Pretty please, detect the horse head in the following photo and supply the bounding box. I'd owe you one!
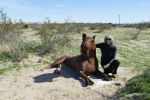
[81,34,96,57]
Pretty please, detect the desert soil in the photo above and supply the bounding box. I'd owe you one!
[0,63,139,100]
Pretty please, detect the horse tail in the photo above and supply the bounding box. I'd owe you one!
[46,56,69,69]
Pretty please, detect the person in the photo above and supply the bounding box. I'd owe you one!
[96,35,120,77]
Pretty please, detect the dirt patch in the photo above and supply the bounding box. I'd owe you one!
[0,66,139,100]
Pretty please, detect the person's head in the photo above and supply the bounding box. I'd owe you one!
[104,35,113,45]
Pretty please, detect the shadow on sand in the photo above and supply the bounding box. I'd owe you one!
[33,64,87,86]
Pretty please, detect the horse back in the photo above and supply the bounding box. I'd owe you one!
[64,55,86,71]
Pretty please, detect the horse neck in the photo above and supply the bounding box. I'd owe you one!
[84,49,96,65]
[88,49,96,58]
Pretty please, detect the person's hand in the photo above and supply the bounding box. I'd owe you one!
[104,64,110,69]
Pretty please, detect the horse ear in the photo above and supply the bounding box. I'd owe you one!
[82,34,86,39]
[93,35,96,39]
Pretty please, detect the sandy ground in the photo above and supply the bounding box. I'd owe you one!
[0,64,138,100]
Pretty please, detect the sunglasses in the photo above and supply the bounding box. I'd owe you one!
[106,39,111,40]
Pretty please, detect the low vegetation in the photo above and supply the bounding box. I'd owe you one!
[119,67,150,99]
[0,9,25,62]
[37,19,71,55]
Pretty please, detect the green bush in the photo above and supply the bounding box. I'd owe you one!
[38,19,71,55]
[0,63,21,75]
[0,8,24,62]
[0,52,11,61]
[120,68,150,100]
[89,23,111,32]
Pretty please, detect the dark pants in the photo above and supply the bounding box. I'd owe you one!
[101,59,120,75]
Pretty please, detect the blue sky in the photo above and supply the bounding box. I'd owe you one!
[0,0,150,23]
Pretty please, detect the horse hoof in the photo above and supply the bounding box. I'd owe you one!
[54,70,61,74]
[84,81,94,86]
[89,81,94,85]
[83,83,88,87]
[102,77,111,81]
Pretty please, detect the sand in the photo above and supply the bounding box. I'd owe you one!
[0,65,138,100]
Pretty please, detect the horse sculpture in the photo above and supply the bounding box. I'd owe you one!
[47,34,110,86]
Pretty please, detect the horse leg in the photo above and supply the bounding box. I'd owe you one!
[95,69,112,81]
[46,56,68,74]
[94,57,112,81]
[51,56,68,67]
[54,64,61,74]
[79,71,94,86]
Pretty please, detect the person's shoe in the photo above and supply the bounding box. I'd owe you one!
[102,74,112,81]
[112,74,118,78]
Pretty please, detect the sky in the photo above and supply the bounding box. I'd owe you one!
[0,0,150,23]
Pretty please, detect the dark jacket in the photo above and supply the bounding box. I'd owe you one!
[96,43,116,66]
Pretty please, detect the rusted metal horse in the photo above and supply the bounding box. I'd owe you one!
[47,34,110,86]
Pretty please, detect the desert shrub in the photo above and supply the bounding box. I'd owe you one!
[52,23,85,34]
[23,40,42,54]
[134,23,150,29]
[29,23,42,30]
[0,52,11,61]
[0,8,24,62]
[89,25,96,30]
[120,67,150,99]
[131,29,141,40]
[61,23,85,33]
[73,23,85,33]
[0,63,21,75]
[89,23,112,32]
[38,19,71,55]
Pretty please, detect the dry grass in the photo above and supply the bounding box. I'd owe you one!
[0,9,25,62]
